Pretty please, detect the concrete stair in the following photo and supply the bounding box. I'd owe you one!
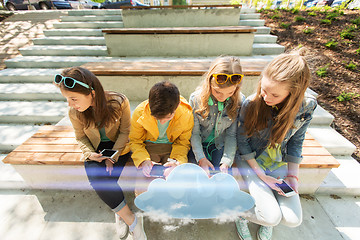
[0,9,358,198]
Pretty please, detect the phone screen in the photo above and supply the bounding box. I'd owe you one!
[276,181,294,194]
[150,165,166,177]
[101,149,117,157]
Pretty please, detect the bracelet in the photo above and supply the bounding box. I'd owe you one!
[286,175,299,181]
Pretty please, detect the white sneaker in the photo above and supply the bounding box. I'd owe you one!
[115,213,129,239]
[131,215,147,240]
[235,217,252,240]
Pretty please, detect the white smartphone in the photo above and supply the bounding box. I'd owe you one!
[100,149,118,160]
[276,180,296,197]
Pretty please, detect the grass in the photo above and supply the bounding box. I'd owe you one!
[303,28,314,34]
[337,92,360,102]
[325,40,338,49]
[345,61,357,70]
[295,16,306,22]
[316,64,330,77]
[320,19,332,25]
[280,22,291,29]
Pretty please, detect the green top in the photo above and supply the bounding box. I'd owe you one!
[256,143,287,171]
[99,127,111,142]
[147,120,171,144]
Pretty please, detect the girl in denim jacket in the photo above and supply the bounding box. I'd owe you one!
[235,51,317,240]
[188,56,244,176]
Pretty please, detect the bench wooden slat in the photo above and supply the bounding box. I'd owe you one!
[81,61,268,76]
[3,126,339,168]
[102,26,257,34]
[3,152,82,165]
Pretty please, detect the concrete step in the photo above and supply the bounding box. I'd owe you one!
[67,9,122,16]
[0,83,64,101]
[0,101,67,124]
[310,104,334,126]
[240,13,260,20]
[240,7,256,14]
[0,154,28,189]
[4,55,278,69]
[307,126,356,156]
[253,34,277,43]
[0,68,60,83]
[252,43,285,55]
[44,29,103,37]
[253,26,271,35]
[0,125,41,152]
[60,15,122,22]
[311,105,334,126]
[239,19,265,27]
[317,156,360,196]
[33,37,106,46]
[20,45,107,56]
[53,21,124,29]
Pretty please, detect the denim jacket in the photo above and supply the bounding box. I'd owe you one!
[237,93,317,164]
[189,91,244,167]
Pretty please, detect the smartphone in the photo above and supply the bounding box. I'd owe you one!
[149,164,167,178]
[100,149,118,159]
[209,169,221,176]
[276,180,296,197]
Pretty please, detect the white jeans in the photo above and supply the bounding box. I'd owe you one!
[238,161,302,227]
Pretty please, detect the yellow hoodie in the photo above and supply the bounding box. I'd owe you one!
[130,96,194,168]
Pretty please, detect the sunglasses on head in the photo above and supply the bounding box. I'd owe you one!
[54,74,93,90]
[212,73,244,85]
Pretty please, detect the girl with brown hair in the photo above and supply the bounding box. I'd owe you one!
[54,67,146,240]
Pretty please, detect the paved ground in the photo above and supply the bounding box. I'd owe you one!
[0,10,360,240]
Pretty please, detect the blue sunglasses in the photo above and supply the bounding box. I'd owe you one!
[54,74,93,90]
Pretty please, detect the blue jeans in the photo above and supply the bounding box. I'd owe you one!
[84,141,129,212]
[188,143,225,170]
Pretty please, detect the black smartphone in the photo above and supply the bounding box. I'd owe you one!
[149,164,167,177]
[275,180,296,197]
[100,149,118,159]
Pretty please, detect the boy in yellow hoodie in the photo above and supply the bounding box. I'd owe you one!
[130,81,194,194]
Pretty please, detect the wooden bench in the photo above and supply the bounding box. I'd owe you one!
[2,125,339,194]
[116,4,242,9]
[80,60,268,100]
[102,26,256,57]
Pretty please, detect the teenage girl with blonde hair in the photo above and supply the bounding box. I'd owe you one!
[235,50,317,240]
[188,56,244,175]
[54,67,146,240]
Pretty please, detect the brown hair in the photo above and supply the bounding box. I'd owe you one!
[244,49,310,147]
[149,81,180,119]
[59,67,125,129]
[195,56,243,121]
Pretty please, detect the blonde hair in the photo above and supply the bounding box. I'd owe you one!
[195,56,243,121]
[244,49,310,147]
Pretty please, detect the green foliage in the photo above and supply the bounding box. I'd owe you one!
[340,26,357,40]
[345,61,357,70]
[320,19,332,25]
[308,12,317,16]
[271,14,281,19]
[281,22,291,29]
[351,17,360,26]
[303,27,314,34]
[316,64,329,77]
[230,0,242,4]
[291,8,299,14]
[356,47,360,55]
[326,12,339,21]
[325,40,338,49]
[172,0,187,5]
[295,16,306,22]
[336,92,360,102]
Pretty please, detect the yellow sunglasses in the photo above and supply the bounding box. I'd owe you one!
[212,73,244,85]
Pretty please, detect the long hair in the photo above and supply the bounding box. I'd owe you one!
[195,56,243,121]
[244,49,310,147]
[59,67,125,129]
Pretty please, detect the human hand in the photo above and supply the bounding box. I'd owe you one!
[105,159,114,175]
[140,160,153,177]
[219,163,229,174]
[199,158,215,177]
[88,152,109,162]
[163,159,179,178]
[285,176,299,193]
[259,175,283,193]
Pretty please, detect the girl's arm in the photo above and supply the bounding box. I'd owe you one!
[285,162,300,192]
[247,158,282,191]
[112,97,131,161]
[220,118,237,169]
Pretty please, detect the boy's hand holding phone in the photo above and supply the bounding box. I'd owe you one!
[163,158,179,178]
[89,152,109,162]
[140,160,153,177]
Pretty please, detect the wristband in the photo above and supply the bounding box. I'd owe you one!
[286,175,299,181]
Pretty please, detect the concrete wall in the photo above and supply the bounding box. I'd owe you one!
[122,8,241,28]
[105,33,254,57]
[98,75,260,101]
